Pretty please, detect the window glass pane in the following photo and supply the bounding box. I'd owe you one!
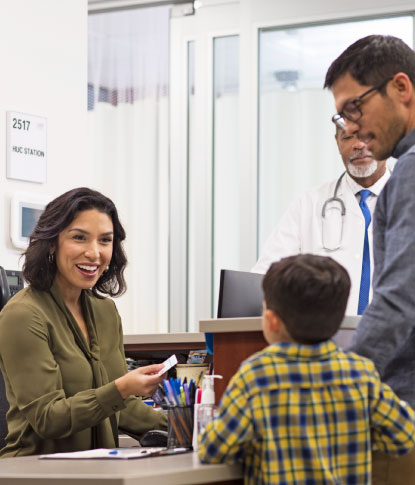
[187,40,196,330]
[213,35,240,315]
[258,16,413,251]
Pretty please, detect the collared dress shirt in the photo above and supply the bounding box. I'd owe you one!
[253,170,390,314]
[0,281,167,457]
[198,341,415,485]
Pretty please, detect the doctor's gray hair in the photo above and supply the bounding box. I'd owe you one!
[262,254,350,344]
[22,187,127,298]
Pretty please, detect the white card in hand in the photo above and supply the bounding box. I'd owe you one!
[158,354,178,375]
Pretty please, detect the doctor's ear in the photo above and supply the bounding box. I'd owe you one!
[334,133,342,152]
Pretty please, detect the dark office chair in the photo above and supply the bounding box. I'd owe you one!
[0,266,11,312]
[0,370,9,449]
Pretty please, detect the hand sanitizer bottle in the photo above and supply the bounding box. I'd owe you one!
[196,375,223,436]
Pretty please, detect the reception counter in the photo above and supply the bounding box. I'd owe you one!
[0,452,242,485]
[123,332,206,351]
[199,316,359,403]
[122,332,207,365]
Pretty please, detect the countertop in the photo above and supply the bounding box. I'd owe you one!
[199,315,360,333]
[0,452,242,485]
[123,333,205,345]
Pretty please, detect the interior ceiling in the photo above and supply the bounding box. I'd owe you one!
[88,0,185,7]
[89,0,171,3]
[88,0,193,14]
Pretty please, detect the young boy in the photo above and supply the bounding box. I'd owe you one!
[198,254,415,484]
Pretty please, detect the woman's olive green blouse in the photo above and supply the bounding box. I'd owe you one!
[0,281,167,457]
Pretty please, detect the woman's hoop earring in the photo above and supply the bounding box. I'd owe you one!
[48,253,55,264]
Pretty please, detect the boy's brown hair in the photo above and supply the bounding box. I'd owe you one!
[262,254,350,344]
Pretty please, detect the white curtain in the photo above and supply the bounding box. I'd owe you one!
[258,88,341,250]
[87,6,170,334]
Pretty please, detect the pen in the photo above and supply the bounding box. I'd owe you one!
[196,387,202,404]
[163,381,175,405]
[180,387,186,406]
[164,379,179,406]
[183,382,190,406]
[189,380,196,405]
[172,378,181,399]
[108,449,118,455]
[170,378,182,406]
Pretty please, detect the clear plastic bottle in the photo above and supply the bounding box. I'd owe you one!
[196,375,222,435]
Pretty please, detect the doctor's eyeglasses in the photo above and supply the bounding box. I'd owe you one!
[331,77,393,131]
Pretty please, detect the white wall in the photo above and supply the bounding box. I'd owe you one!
[0,0,89,272]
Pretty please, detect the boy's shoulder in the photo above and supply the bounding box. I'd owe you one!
[236,342,381,384]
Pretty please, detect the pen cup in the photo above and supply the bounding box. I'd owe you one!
[167,406,194,449]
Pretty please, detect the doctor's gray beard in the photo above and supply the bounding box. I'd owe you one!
[347,160,378,179]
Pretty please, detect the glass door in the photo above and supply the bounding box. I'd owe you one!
[169,1,241,332]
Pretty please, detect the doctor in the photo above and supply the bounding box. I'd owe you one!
[253,127,389,315]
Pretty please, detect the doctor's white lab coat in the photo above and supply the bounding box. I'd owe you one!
[253,171,390,315]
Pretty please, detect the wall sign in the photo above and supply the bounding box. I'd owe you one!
[6,111,47,183]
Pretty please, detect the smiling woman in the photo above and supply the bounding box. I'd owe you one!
[0,188,167,457]
[22,188,127,298]
[53,210,114,298]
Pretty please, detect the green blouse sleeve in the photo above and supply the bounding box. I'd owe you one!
[113,306,168,434]
[0,298,126,440]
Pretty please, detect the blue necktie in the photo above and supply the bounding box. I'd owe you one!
[358,189,372,314]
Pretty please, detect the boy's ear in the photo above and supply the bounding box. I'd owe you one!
[264,308,281,332]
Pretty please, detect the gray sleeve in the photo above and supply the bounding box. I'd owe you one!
[349,155,415,376]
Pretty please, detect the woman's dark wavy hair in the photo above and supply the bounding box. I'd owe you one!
[23,187,127,297]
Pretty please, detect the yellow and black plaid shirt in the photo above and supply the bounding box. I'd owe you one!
[198,341,415,484]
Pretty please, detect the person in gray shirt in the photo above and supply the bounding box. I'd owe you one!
[324,35,415,485]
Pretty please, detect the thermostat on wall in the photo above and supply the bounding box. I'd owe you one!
[10,192,51,249]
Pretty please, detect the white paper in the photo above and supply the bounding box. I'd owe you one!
[158,354,178,375]
[39,447,165,460]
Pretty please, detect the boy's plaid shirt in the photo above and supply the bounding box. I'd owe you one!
[198,341,415,484]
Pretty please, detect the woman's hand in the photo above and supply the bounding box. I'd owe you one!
[115,363,165,399]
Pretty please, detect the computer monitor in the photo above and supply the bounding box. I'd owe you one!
[217,269,264,318]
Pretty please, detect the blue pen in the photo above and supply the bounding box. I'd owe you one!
[170,378,181,404]
[108,449,118,455]
[163,380,173,405]
[164,379,179,406]
[173,379,183,406]
[172,379,182,406]
[163,380,176,406]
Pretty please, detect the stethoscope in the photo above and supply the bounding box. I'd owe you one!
[321,167,390,251]
[321,172,347,251]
